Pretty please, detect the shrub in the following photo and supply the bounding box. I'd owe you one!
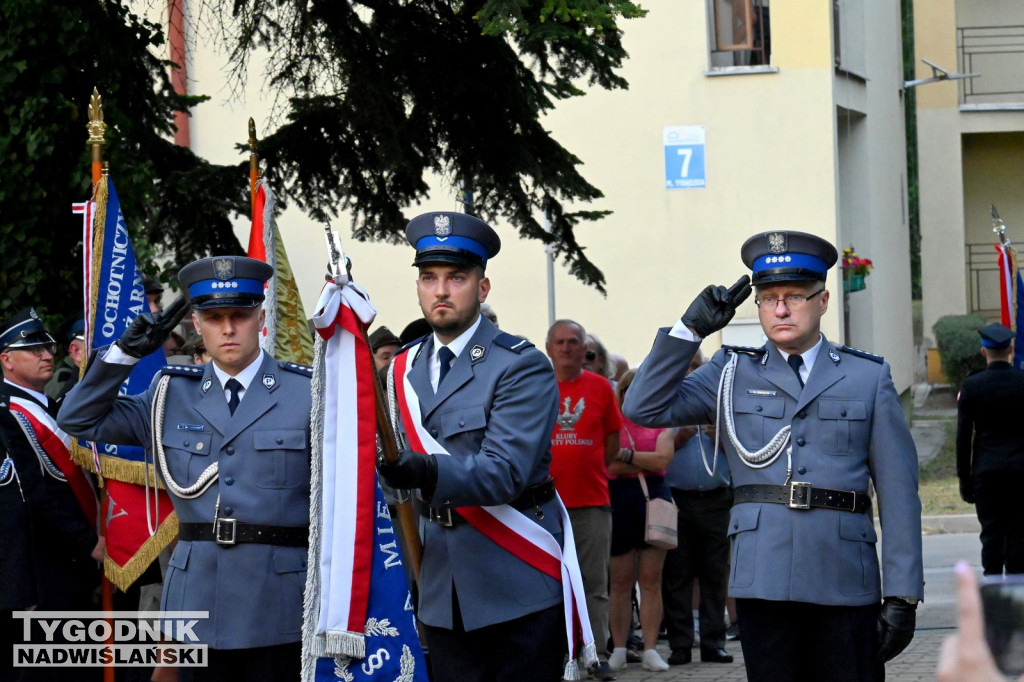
[932,314,988,390]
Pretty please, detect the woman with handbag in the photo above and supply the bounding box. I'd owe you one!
[607,369,676,672]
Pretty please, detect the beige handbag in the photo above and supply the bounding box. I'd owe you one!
[626,427,679,550]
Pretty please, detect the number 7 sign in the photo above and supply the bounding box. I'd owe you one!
[663,125,706,189]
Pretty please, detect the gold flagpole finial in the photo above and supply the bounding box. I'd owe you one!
[87,88,107,147]
[248,117,258,154]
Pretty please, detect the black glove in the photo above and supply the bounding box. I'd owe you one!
[959,480,975,504]
[116,295,189,358]
[877,597,917,663]
[378,450,438,499]
[681,275,752,338]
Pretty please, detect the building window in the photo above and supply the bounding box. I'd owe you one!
[709,0,771,69]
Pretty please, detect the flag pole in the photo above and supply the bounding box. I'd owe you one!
[249,117,260,215]
[86,87,115,682]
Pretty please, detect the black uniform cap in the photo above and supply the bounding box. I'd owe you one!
[368,326,402,352]
[979,322,1015,349]
[405,212,501,269]
[740,231,839,285]
[143,277,165,295]
[0,308,57,351]
[178,256,273,310]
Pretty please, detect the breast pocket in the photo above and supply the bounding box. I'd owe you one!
[732,395,786,446]
[253,430,309,489]
[437,405,488,442]
[160,432,214,483]
[817,400,868,454]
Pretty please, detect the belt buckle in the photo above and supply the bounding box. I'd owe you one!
[788,482,812,510]
[847,490,857,512]
[429,507,454,528]
[214,518,237,545]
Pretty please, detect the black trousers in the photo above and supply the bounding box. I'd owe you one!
[662,486,732,650]
[177,642,301,682]
[422,597,566,682]
[975,471,1024,575]
[737,599,884,682]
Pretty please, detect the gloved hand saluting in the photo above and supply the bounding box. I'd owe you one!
[681,275,752,338]
[378,450,438,499]
[116,295,190,358]
[877,597,917,663]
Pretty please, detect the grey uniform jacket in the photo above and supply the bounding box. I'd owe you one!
[58,352,312,649]
[401,317,563,631]
[622,330,924,606]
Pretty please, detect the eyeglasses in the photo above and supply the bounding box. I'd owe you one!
[755,289,826,309]
[585,351,596,361]
[4,343,57,357]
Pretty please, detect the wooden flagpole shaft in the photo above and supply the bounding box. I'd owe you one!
[86,86,115,682]
[249,118,259,214]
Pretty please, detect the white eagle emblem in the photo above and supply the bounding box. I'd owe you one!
[433,215,452,239]
[214,258,234,280]
[556,397,585,430]
[767,232,787,254]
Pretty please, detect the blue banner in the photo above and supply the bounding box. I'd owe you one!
[314,483,427,682]
[81,178,166,468]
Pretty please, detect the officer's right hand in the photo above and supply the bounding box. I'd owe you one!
[959,481,975,505]
[116,295,189,358]
[681,275,752,338]
[378,450,438,499]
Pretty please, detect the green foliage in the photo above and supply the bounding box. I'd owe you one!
[221,0,647,293]
[932,314,987,390]
[0,0,247,323]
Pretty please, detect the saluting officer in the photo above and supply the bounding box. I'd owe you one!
[622,231,923,682]
[377,212,572,682]
[956,322,1024,576]
[59,256,313,682]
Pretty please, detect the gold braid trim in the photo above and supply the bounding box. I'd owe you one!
[103,511,178,592]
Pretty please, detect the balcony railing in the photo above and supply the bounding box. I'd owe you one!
[958,26,1024,107]
[965,242,1007,317]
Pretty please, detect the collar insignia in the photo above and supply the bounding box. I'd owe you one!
[767,232,787,254]
[470,345,485,361]
[433,215,452,240]
[829,349,841,364]
[214,258,234,280]
[202,377,213,393]
[262,374,276,389]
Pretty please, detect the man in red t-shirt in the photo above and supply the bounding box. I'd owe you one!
[546,320,623,675]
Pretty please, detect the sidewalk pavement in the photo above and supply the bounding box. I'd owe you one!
[606,629,949,681]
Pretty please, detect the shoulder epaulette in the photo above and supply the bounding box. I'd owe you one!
[400,334,430,353]
[723,344,767,357]
[837,345,884,364]
[493,332,534,353]
[279,361,313,377]
[161,365,204,378]
[965,367,984,379]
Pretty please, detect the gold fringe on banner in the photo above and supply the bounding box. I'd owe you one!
[103,512,179,592]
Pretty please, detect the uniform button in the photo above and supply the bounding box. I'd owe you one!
[196,442,204,451]
[225,477,235,486]
[797,466,807,475]
[276,437,284,445]
[226,447,235,456]
[797,411,806,419]
[459,420,465,427]
[223,506,234,516]
[183,441,190,447]
[733,521,739,529]
[861,530,867,538]
[301,559,307,568]
[755,405,763,412]
[430,429,438,438]
[796,438,806,447]
[841,409,848,417]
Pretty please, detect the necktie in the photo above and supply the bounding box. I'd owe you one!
[437,347,455,389]
[225,378,242,415]
[786,354,805,388]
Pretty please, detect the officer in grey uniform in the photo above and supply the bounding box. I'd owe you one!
[377,212,567,682]
[59,256,312,682]
[622,231,923,682]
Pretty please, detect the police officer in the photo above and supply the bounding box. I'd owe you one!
[1,308,102,682]
[956,322,1024,575]
[59,257,313,682]
[622,231,923,682]
[45,316,86,401]
[377,212,570,682]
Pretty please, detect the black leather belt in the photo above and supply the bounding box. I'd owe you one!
[420,478,557,527]
[179,521,309,547]
[733,483,871,514]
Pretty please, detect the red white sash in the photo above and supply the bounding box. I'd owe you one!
[9,396,99,527]
[392,344,597,678]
